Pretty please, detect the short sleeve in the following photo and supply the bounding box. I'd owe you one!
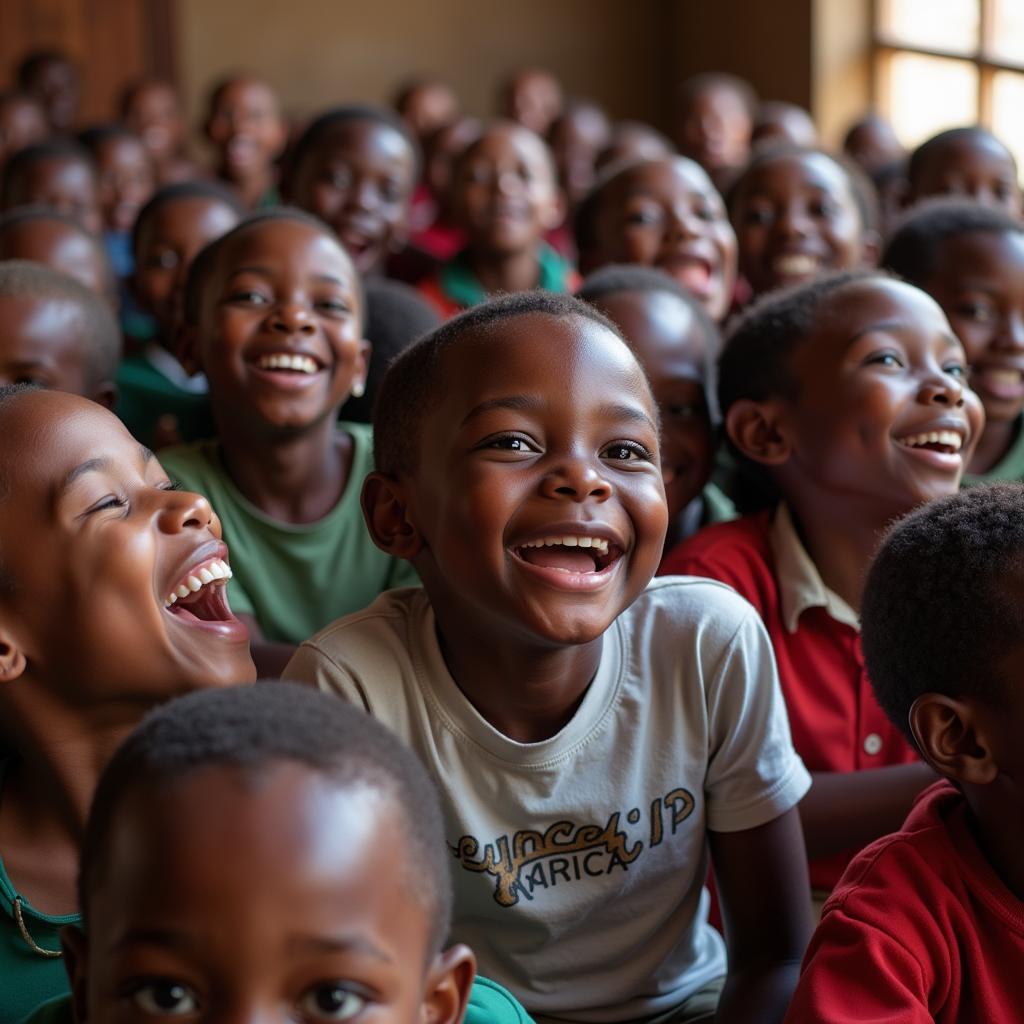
[785,909,933,1023]
[704,607,810,832]
[283,641,370,710]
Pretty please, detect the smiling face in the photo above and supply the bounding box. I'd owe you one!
[94,134,155,234]
[205,79,286,186]
[192,218,368,437]
[0,391,254,699]
[451,123,561,257]
[73,762,452,1024]
[589,158,738,322]
[401,312,667,647]
[289,119,416,276]
[911,134,1022,216]
[123,81,185,168]
[675,84,751,177]
[134,196,241,346]
[732,152,866,297]
[591,290,714,523]
[921,230,1024,429]
[767,280,984,518]
[11,155,102,235]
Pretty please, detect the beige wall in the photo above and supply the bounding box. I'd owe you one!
[177,0,670,135]
[812,0,872,148]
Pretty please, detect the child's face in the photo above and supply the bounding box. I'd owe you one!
[589,158,738,322]
[402,82,458,143]
[772,280,984,515]
[70,762,462,1024]
[26,57,79,133]
[0,391,254,696]
[134,196,241,345]
[922,231,1024,428]
[192,219,368,435]
[844,117,904,174]
[0,96,47,168]
[733,152,866,297]
[675,85,751,176]
[0,294,95,396]
[912,135,1022,216]
[594,290,714,522]
[95,135,155,234]
[206,80,285,183]
[124,81,184,167]
[289,120,415,275]
[0,219,111,301]
[550,106,612,208]
[452,124,562,256]
[14,155,102,235]
[506,70,562,137]
[404,313,667,647]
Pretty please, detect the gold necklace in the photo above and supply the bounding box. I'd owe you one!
[13,897,62,958]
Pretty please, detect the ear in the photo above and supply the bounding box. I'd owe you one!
[361,472,423,560]
[860,228,882,268]
[351,338,372,401]
[724,398,793,466]
[91,380,118,412]
[61,924,90,1023]
[0,626,27,685]
[177,321,202,377]
[909,694,996,785]
[422,943,475,1024]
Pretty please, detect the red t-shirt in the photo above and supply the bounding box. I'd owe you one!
[785,781,1024,1023]
[660,513,917,889]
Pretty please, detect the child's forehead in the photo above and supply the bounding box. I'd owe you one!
[928,134,1013,172]
[741,151,850,195]
[313,119,414,165]
[933,228,1024,273]
[468,124,551,166]
[613,158,717,203]
[216,79,277,111]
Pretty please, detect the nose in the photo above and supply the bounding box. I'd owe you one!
[539,453,613,503]
[919,369,965,408]
[776,201,811,240]
[997,311,1024,352]
[156,487,217,534]
[666,207,701,243]
[270,301,315,335]
[344,174,377,212]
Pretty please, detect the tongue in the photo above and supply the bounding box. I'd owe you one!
[520,546,597,573]
[674,260,712,294]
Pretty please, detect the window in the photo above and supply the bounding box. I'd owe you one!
[874,0,1024,170]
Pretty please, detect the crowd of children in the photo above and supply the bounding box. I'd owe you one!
[0,43,1023,1023]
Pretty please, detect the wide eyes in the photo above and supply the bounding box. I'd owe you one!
[299,983,367,1021]
[131,980,198,1016]
[600,440,654,463]
[479,434,655,464]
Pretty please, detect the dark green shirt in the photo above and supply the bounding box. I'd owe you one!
[962,415,1024,487]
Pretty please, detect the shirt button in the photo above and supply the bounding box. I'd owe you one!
[864,733,883,755]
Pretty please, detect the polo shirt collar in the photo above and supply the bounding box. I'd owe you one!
[439,243,570,308]
[769,503,859,634]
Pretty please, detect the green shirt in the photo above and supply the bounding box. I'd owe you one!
[158,423,419,644]
[21,977,534,1024]
[440,243,576,308]
[0,764,78,1024]
[962,415,1024,487]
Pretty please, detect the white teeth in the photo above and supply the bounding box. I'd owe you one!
[257,353,319,374]
[519,536,610,554]
[164,559,233,607]
[773,253,819,275]
[897,430,963,452]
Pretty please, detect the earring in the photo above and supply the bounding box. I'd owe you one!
[351,380,365,399]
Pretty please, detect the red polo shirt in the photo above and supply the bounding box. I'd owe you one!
[660,509,917,889]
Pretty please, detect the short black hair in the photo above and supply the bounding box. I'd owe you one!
[908,126,1018,187]
[373,290,626,477]
[675,73,758,119]
[727,143,880,235]
[862,484,1024,745]
[0,260,121,385]
[182,206,362,328]
[16,50,76,88]
[79,683,454,953]
[131,179,245,260]
[577,263,721,424]
[0,139,96,210]
[77,122,140,154]
[881,196,1024,283]
[286,104,421,190]
[341,278,440,424]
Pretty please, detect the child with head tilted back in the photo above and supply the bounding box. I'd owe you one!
[662,272,984,904]
[286,291,814,1023]
[23,684,531,1024]
[882,199,1024,484]
[0,385,254,1024]
[159,209,418,674]
[786,484,1024,1023]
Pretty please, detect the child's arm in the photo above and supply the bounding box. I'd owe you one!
[237,613,297,679]
[710,808,814,1024]
[799,764,935,859]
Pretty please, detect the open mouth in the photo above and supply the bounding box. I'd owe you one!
[164,557,237,624]
[974,366,1024,402]
[511,535,622,575]
[772,253,820,278]
[895,430,964,456]
[253,352,323,376]
[663,254,715,297]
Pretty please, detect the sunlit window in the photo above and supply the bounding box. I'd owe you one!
[874,0,1024,174]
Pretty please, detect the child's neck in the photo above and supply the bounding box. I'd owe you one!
[221,163,275,209]
[965,787,1024,903]
[433,608,603,744]
[968,417,1019,476]
[468,245,543,296]
[218,415,353,524]
[784,491,895,612]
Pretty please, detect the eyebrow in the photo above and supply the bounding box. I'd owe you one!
[461,395,657,433]
[225,267,347,287]
[847,320,963,351]
[108,925,198,955]
[285,933,395,963]
[58,446,155,496]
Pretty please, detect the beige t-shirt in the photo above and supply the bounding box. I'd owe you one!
[285,579,810,1023]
